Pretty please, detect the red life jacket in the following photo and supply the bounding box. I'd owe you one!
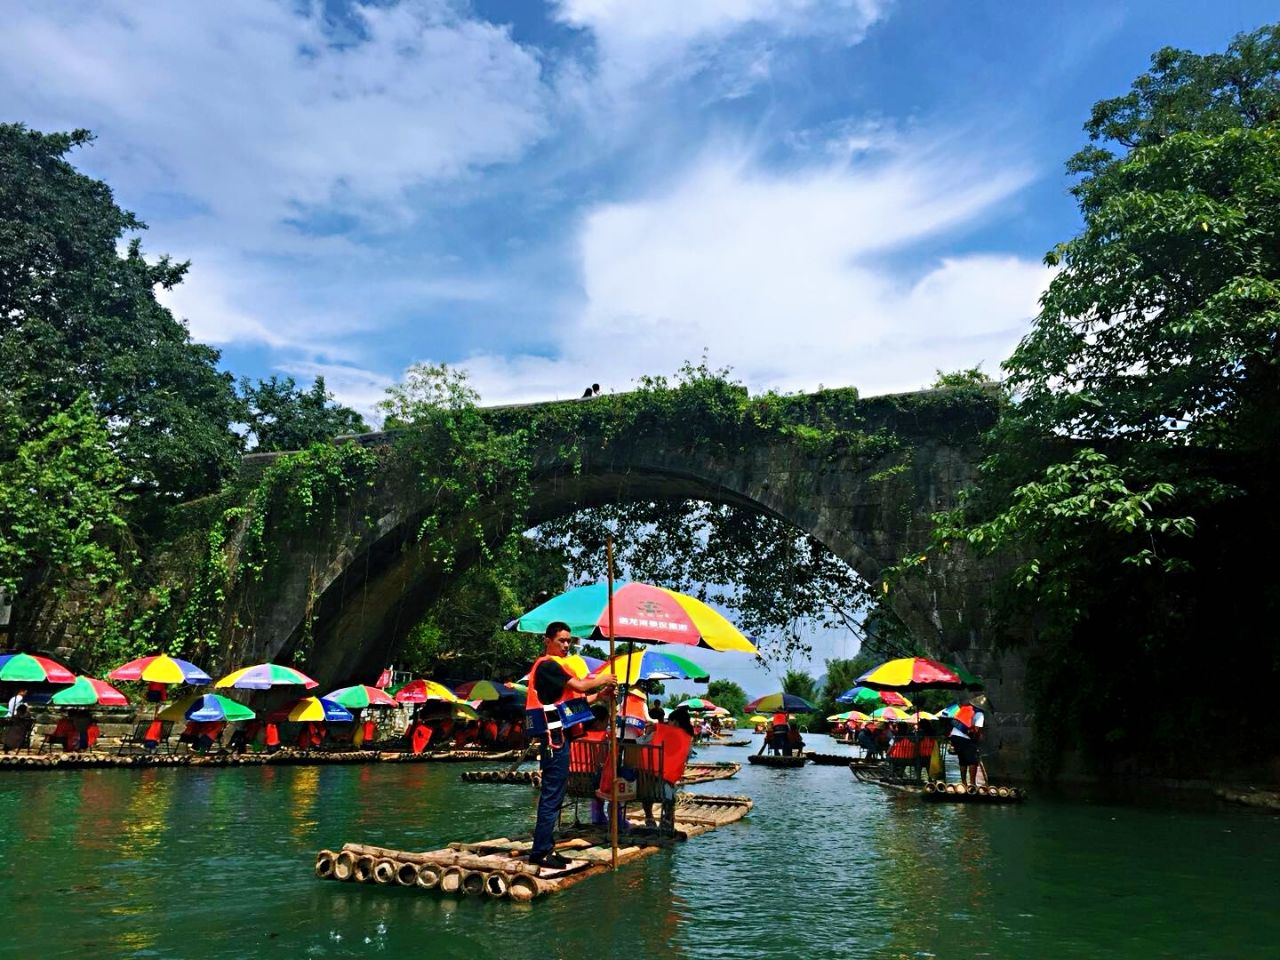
[888,737,917,759]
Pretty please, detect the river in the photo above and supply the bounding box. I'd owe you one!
[1,736,1275,960]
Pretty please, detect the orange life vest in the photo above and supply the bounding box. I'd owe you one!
[525,655,592,740]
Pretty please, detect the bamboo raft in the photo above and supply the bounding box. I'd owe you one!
[314,793,753,901]
[0,746,528,773]
[460,760,741,787]
[747,754,807,768]
[807,752,858,766]
[922,780,1027,803]
[678,761,741,784]
[717,740,751,747]
[852,765,1028,803]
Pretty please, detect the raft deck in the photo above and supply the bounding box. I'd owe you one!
[0,746,529,772]
[314,793,753,902]
[747,754,807,767]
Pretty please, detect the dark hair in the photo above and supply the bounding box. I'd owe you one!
[650,705,665,722]
[544,621,572,640]
[667,706,695,736]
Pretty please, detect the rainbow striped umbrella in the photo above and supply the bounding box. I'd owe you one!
[392,679,461,704]
[216,663,318,691]
[826,710,873,723]
[452,679,524,703]
[278,696,353,723]
[515,581,756,653]
[835,686,912,710]
[324,685,398,709]
[109,654,211,686]
[870,706,916,723]
[744,692,818,714]
[0,653,75,684]
[50,676,129,706]
[679,698,721,712]
[158,693,255,723]
[856,657,982,692]
[593,648,710,684]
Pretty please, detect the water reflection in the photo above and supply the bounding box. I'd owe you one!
[2,755,1278,960]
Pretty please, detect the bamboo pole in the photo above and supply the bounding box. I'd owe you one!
[606,535,619,871]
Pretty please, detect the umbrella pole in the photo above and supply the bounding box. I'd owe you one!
[606,536,619,871]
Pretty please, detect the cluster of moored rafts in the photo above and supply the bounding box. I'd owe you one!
[314,794,753,901]
[0,747,526,772]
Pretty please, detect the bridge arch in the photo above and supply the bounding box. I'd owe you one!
[233,388,1001,688]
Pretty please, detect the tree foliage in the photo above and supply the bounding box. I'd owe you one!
[905,24,1280,776]
[0,124,242,503]
[238,375,367,452]
[0,394,133,650]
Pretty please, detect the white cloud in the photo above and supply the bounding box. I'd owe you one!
[0,0,549,236]
[554,0,887,90]
[455,145,1050,406]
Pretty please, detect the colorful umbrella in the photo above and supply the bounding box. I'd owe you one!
[216,663,318,690]
[452,680,524,703]
[744,692,818,714]
[835,685,912,710]
[939,703,978,727]
[50,676,128,706]
[856,657,983,692]
[826,710,874,723]
[324,685,398,709]
[277,696,354,723]
[679,698,721,712]
[869,706,916,723]
[0,653,75,684]
[109,653,211,685]
[747,714,770,724]
[392,679,462,704]
[158,693,255,723]
[593,648,710,684]
[514,581,757,652]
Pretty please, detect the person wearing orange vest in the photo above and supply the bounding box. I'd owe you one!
[526,621,615,869]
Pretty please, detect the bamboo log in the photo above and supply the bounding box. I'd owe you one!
[315,849,336,879]
[415,865,440,889]
[342,842,542,877]
[507,874,554,902]
[333,850,356,881]
[461,870,486,896]
[395,861,420,886]
[924,781,936,793]
[996,786,1010,798]
[966,785,978,796]
[485,871,511,898]
[353,855,375,883]
[373,859,397,884]
[438,866,464,895]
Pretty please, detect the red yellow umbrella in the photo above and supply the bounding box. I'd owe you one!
[856,657,982,692]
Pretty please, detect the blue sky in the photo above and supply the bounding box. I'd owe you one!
[2,1,1273,693]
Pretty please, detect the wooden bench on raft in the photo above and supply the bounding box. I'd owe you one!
[567,739,672,829]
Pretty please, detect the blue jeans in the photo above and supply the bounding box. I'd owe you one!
[532,741,571,858]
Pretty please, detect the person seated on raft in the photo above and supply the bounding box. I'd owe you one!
[296,721,324,750]
[3,703,33,753]
[77,709,100,751]
[575,704,611,826]
[640,705,695,830]
[50,714,78,751]
[886,722,917,777]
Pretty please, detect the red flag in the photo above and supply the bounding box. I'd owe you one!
[375,667,392,689]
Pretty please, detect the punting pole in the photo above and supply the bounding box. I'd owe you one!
[606,535,619,871]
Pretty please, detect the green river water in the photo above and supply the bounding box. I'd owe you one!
[1,736,1276,960]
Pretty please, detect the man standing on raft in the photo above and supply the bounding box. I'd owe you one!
[526,621,616,868]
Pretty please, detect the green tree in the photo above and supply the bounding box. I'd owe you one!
[238,375,367,452]
[0,394,132,652]
[706,678,747,717]
[906,24,1280,775]
[0,124,242,503]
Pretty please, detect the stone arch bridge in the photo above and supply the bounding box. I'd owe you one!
[230,387,1017,701]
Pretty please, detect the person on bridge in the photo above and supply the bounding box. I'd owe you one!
[526,621,616,869]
